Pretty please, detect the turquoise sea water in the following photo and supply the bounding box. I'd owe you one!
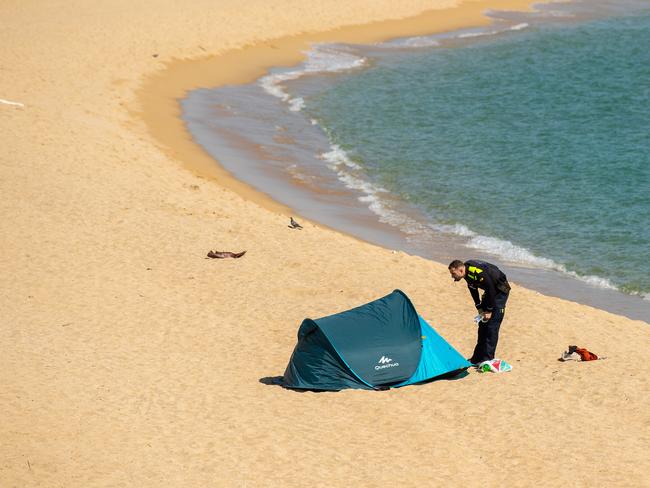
[182,1,650,318]
[301,10,650,299]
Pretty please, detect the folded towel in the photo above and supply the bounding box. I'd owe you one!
[477,358,512,373]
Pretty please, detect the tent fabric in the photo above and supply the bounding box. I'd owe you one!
[395,316,470,387]
[282,321,371,390]
[282,290,470,391]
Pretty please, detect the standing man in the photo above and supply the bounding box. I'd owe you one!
[448,259,511,365]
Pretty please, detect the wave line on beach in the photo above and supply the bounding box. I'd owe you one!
[259,44,367,112]
[458,22,529,39]
[319,140,624,294]
[252,13,641,300]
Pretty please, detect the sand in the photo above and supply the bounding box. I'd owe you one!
[1,0,648,487]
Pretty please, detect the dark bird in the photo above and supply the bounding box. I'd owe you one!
[206,250,246,259]
[288,217,303,229]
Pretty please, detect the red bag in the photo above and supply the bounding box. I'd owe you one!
[574,347,599,361]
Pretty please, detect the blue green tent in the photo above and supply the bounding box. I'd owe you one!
[282,290,470,390]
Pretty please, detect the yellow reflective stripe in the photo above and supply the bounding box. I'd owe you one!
[468,266,483,274]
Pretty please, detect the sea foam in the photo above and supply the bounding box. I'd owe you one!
[458,22,529,39]
[380,37,442,49]
[316,131,622,294]
[259,44,366,112]
[256,26,634,298]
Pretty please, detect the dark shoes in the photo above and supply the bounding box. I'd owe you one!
[468,357,492,366]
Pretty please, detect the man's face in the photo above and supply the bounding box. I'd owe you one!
[449,265,465,282]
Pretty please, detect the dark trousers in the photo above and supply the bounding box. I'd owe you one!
[470,292,509,364]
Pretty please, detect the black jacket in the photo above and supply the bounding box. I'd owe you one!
[464,260,510,312]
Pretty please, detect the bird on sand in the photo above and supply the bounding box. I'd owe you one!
[288,217,303,229]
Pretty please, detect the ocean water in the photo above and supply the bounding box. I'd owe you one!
[182,0,650,320]
[300,7,650,297]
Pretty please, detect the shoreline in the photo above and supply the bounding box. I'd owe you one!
[137,0,539,213]
[4,1,650,486]
[142,0,650,322]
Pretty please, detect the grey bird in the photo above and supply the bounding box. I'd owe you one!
[288,217,303,229]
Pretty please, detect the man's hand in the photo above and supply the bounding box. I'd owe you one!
[482,311,493,321]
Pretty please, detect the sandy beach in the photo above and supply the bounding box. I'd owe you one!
[2,1,649,486]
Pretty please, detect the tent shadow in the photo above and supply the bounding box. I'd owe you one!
[419,367,470,383]
[383,367,470,388]
[259,368,469,392]
[258,376,339,393]
[259,376,284,386]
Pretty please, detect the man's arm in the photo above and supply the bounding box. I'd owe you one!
[468,285,481,309]
[479,276,497,312]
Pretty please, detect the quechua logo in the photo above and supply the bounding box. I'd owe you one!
[375,355,399,370]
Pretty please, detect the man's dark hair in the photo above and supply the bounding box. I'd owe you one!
[448,259,464,270]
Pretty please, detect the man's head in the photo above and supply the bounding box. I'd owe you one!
[448,260,466,282]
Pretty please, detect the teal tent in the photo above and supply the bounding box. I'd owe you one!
[282,290,470,390]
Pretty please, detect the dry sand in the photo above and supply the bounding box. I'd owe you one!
[1,1,648,487]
